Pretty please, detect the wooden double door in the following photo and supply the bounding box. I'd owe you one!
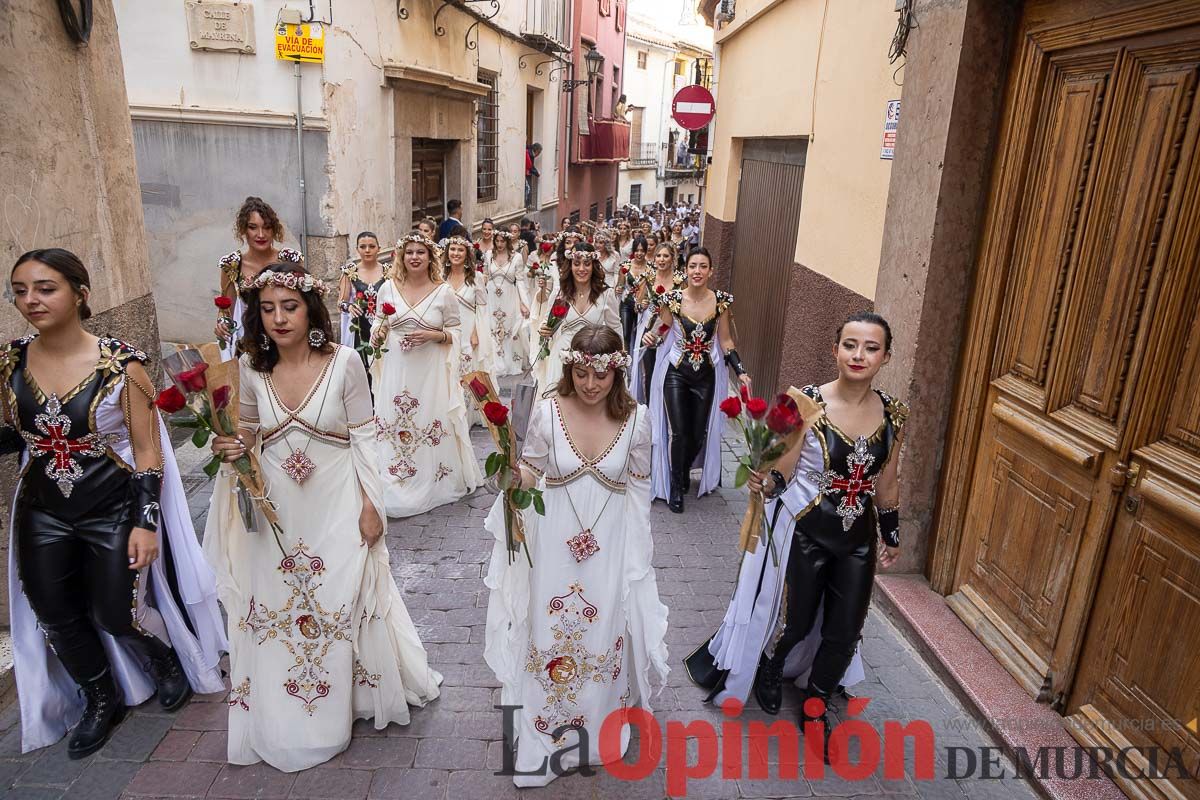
[937,2,1200,795]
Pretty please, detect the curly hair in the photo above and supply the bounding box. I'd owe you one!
[234,196,285,243]
[241,264,334,372]
[554,325,636,422]
[558,242,606,304]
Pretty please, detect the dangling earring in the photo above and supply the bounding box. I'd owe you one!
[307,328,327,349]
[259,333,272,349]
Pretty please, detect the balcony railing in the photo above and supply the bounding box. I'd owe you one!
[575,118,630,163]
[627,142,659,167]
[523,0,567,50]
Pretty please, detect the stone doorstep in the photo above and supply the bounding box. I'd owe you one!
[873,574,1125,800]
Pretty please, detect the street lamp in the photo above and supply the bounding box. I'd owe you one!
[562,45,604,92]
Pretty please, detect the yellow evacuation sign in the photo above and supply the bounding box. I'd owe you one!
[275,22,324,63]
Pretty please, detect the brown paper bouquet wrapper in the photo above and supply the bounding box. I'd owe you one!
[195,343,284,533]
[737,387,824,555]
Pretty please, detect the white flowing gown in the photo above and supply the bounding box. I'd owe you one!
[371,280,483,517]
[484,399,669,787]
[452,276,499,427]
[485,253,530,376]
[530,289,622,398]
[202,346,442,772]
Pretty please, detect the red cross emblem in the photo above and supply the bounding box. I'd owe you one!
[21,395,112,498]
[808,435,877,531]
[682,326,710,370]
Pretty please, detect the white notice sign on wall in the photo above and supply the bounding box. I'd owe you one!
[881,99,900,160]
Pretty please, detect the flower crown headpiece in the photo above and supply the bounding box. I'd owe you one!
[246,270,329,296]
[398,233,444,261]
[572,250,597,262]
[492,230,514,243]
[561,349,632,373]
[444,236,472,250]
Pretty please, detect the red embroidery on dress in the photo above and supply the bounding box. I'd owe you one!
[375,390,447,485]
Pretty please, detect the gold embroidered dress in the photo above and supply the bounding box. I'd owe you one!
[484,399,669,787]
[371,280,482,517]
[202,346,441,772]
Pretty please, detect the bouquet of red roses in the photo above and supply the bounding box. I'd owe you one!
[158,347,284,540]
[347,286,378,352]
[534,299,570,363]
[461,372,543,565]
[721,386,813,564]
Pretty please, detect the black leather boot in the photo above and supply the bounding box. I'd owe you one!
[68,670,126,759]
[668,469,685,513]
[127,636,193,711]
[799,687,833,766]
[752,653,785,715]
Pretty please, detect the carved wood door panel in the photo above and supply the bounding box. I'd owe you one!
[947,1,1200,740]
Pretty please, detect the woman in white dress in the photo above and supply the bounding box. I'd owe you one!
[213,196,302,362]
[593,230,621,289]
[614,219,634,259]
[444,235,498,427]
[485,325,669,787]
[371,234,482,517]
[532,243,621,398]
[484,232,529,377]
[205,263,442,772]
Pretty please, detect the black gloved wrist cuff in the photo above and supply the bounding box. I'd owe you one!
[725,349,746,376]
[764,469,787,500]
[130,467,164,533]
[878,505,900,548]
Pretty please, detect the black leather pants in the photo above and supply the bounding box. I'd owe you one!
[770,527,877,695]
[664,362,715,489]
[16,497,169,685]
[621,296,638,349]
[640,343,657,402]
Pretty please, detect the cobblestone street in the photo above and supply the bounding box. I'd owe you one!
[0,421,1038,800]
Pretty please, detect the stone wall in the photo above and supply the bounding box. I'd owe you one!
[0,0,159,627]
[872,0,1020,575]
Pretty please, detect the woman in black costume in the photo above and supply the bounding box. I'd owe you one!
[684,312,906,764]
[2,249,224,758]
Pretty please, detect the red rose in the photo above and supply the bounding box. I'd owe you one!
[355,291,365,301]
[540,242,553,253]
[657,324,669,335]
[213,295,233,310]
[468,377,491,401]
[212,385,231,411]
[719,396,742,419]
[655,285,666,294]
[550,302,569,319]
[483,401,509,427]
[155,386,187,414]
[177,363,209,393]
[746,397,768,420]
[739,384,750,403]
[766,395,802,435]
[380,302,397,316]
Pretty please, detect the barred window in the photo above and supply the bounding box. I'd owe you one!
[589,202,599,222]
[476,70,499,202]
[629,184,642,207]
[605,197,613,220]
[637,51,647,69]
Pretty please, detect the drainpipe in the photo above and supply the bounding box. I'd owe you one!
[295,61,309,260]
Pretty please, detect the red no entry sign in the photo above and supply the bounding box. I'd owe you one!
[672,85,715,130]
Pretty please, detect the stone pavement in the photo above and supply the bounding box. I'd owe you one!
[0,423,1039,800]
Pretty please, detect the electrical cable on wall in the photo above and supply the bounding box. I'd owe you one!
[889,0,917,86]
[56,0,93,44]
